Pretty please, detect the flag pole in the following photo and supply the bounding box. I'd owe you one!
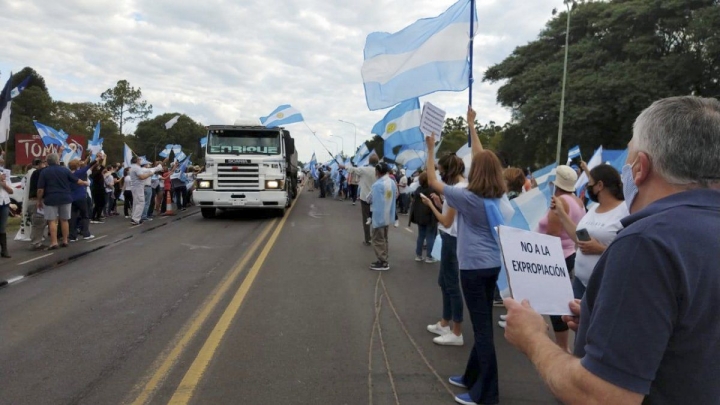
[303,121,340,164]
[468,0,475,146]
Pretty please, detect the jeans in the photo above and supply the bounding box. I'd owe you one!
[439,233,463,323]
[461,269,500,404]
[416,223,437,257]
[105,191,114,216]
[0,204,8,233]
[572,276,586,300]
[69,198,91,239]
[173,186,187,209]
[142,186,152,220]
[361,201,371,243]
[349,184,358,202]
[399,193,410,213]
[123,190,133,217]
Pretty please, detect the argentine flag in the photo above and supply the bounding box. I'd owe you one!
[309,153,318,179]
[395,146,426,174]
[88,121,103,160]
[260,105,304,128]
[200,136,208,148]
[568,145,581,162]
[372,99,423,161]
[370,175,397,228]
[361,0,477,111]
[34,121,68,147]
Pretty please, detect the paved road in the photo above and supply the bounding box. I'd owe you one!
[0,192,557,405]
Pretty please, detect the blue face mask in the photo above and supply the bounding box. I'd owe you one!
[622,159,638,212]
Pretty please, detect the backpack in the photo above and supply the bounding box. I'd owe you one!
[410,186,435,226]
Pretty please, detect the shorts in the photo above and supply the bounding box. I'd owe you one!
[44,203,72,221]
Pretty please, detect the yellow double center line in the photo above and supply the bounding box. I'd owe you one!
[130,201,298,405]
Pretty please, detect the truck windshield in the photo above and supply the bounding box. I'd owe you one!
[207,129,281,155]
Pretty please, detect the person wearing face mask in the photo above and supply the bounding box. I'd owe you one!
[503,96,720,405]
[551,163,628,299]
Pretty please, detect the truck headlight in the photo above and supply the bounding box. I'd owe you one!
[198,180,213,189]
[266,180,281,189]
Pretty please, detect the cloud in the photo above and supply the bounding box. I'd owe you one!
[0,0,563,162]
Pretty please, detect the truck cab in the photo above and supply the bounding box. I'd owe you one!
[193,123,297,218]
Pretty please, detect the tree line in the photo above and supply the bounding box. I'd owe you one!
[3,68,206,168]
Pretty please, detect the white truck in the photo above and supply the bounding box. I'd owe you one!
[193,122,298,218]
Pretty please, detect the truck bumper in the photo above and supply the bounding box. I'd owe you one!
[192,190,286,209]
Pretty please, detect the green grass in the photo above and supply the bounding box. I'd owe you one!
[6,216,21,233]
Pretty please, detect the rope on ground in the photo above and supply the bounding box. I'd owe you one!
[379,277,455,398]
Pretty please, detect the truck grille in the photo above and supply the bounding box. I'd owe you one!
[216,163,260,190]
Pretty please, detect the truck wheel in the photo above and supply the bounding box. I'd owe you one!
[201,208,216,219]
[276,207,286,217]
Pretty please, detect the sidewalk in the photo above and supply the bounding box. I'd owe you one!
[0,208,199,288]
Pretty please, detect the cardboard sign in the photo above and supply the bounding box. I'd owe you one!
[420,102,445,141]
[14,134,87,166]
[497,225,574,315]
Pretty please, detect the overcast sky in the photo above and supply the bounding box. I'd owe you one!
[1,0,566,162]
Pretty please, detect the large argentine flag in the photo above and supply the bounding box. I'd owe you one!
[361,0,477,111]
[395,147,426,174]
[34,121,68,147]
[372,98,423,161]
[260,105,304,128]
[371,175,397,228]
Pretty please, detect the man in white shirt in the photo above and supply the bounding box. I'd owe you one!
[129,157,161,225]
[341,153,379,246]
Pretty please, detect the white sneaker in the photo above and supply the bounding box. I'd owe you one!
[84,235,96,240]
[365,218,372,225]
[424,257,439,264]
[427,322,451,336]
[500,314,507,321]
[394,220,399,227]
[415,256,424,262]
[498,320,507,329]
[433,333,464,346]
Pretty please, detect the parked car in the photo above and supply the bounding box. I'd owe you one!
[9,175,24,207]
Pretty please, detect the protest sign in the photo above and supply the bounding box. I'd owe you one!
[420,102,445,141]
[497,225,574,315]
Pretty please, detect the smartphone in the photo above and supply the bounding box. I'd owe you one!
[576,228,591,242]
[419,192,428,199]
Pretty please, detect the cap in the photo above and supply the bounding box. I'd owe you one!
[554,165,578,192]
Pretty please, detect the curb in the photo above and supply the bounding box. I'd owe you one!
[0,210,199,290]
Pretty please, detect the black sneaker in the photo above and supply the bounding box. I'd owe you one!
[69,237,78,242]
[369,261,390,271]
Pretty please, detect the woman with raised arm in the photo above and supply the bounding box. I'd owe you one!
[425,106,507,405]
[421,154,466,346]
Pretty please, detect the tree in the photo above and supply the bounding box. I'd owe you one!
[133,113,206,163]
[483,0,720,168]
[100,80,153,135]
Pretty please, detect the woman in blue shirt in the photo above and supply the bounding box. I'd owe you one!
[425,107,507,405]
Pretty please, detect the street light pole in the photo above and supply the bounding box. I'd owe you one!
[338,120,357,152]
[331,135,344,156]
[555,0,573,166]
[326,139,339,156]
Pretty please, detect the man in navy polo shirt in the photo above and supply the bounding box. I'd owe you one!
[37,153,89,249]
[503,96,720,405]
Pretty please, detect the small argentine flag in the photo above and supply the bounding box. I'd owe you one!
[568,145,581,162]
[260,105,304,128]
[165,115,181,129]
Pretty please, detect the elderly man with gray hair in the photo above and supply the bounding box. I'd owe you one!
[503,96,720,405]
[37,153,90,249]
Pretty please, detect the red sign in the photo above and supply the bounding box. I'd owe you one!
[14,134,87,166]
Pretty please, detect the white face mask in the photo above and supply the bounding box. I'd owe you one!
[622,159,639,212]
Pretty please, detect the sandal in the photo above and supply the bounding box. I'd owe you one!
[61,242,69,248]
[48,245,59,250]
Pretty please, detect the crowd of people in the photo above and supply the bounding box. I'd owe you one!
[0,152,203,257]
[305,97,720,405]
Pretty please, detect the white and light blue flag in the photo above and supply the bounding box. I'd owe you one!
[353,143,370,165]
[358,149,375,167]
[123,144,134,168]
[260,105,304,128]
[372,98,423,161]
[165,115,181,129]
[34,121,68,147]
[395,146,426,174]
[370,175,397,228]
[159,144,173,158]
[200,136,208,148]
[10,76,31,99]
[309,153,318,179]
[175,151,187,163]
[361,0,477,110]
[568,145,581,163]
[88,121,103,160]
